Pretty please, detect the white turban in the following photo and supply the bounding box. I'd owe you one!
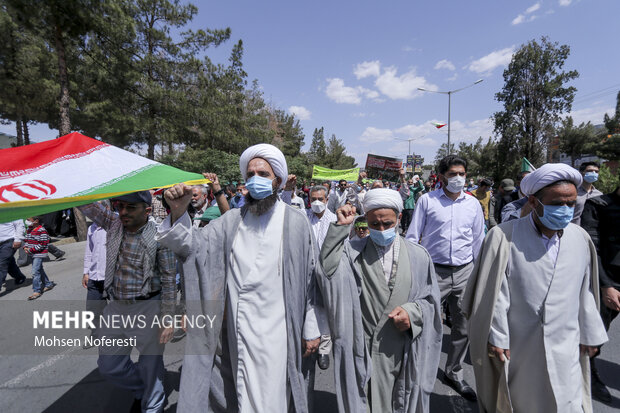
[362,188,403,213]
[239,143,288,189]
[519,163,582,196]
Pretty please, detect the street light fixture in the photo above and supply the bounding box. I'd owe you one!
[418,79,483,155]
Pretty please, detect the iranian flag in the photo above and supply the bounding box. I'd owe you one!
[432,122,447,129]
[0,132,209,223]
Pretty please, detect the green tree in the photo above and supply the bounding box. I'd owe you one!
[590,91,620,161]
[557,117,597,167]
[323,134,356,169]
[307,127,327,165]
[493,37,578,175]
[160,147,241,183]
[0,2,56,145]
[434,142,456,165]
[271,109,304,157]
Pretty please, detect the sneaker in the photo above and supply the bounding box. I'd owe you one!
[54,250,66,260]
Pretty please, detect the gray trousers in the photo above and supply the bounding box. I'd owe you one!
[434,261,474,382]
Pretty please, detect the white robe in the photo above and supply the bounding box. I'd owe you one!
[227,200,288,412]
[489,216,608,413]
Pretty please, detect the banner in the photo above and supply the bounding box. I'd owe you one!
[406,155,413,173]
[0,132,209,223]
[365,154,402,171]
[414,155,423,173]
[311,165,360,182]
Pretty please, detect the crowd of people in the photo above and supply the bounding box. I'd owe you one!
[0,143,618,413]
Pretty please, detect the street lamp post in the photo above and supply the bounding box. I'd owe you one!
[418,79,483,155]
[394,135,425,175]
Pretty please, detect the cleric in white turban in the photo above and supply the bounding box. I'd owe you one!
[318,189,442,412]
[519,162,583,196]
[239,143,288,189]
[462,161,607,413]
[156,142,323,412]
[362,187,404,214]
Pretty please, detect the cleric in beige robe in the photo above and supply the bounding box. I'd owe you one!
[461,163,608,413]
[318,188,442,413]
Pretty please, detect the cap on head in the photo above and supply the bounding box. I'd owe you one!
[112,190,152,206]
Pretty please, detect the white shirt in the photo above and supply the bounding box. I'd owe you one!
[306,207,337,250]
[0,220,25,243]
[327,188,348,213]
[529,213,560,267]
[406,188,485,266]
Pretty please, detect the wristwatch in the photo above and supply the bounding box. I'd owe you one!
[213,188,225,197]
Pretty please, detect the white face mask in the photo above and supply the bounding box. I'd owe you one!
[311,200,326,214]
[25,220,33,227]
[446,176,466,193]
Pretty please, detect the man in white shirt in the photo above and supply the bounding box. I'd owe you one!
[406,155,484,401]
[0,220,27,290]
[327,179,349,213]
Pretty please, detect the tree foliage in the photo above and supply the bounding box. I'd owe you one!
[493,37,578,174]
[557,117,597,167]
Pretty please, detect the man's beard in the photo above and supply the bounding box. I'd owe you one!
[245,192,278,215]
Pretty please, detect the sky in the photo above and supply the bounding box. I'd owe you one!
[4,0,620,169]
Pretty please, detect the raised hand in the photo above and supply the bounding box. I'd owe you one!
[202,173,221,192]
[336,204,356,226]
[165,183,193,223]
[284,174,297,191]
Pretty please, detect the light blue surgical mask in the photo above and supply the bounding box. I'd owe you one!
[536,199,574,230]
[245,175,275,200]
[369,226,397,247]
[583,171,598,183]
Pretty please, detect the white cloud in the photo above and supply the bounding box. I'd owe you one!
[446,73,458,82]
[434,59,456,71]
[526,2,541,13]
[512,2,542,25]
[467,47,515,74]
[354,60,381,79]
[566,106,614,125]
[325,78,377,105]
[559,0,572,6]
[288,105,311,120]
[375,67,437,100]
[359,127,394,143]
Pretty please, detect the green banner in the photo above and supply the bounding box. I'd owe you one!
[521,157,536,172]
[311,165,360,182]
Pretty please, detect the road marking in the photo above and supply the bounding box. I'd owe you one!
[0,347,77,389]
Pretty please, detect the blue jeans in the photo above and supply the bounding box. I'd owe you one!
[31,257,53,293]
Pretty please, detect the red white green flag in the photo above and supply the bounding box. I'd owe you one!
[0,132,209,223]
[432,122,447,129]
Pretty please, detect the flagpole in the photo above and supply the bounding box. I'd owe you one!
[418,79,483,156]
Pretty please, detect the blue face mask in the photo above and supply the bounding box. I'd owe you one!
[369,226,397,247]
[246,175,275,200]
[583,171,598,183]
[536,200,574,230]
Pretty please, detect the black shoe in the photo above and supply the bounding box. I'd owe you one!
[318,354,330,370]
[445,375,477,402]
[130,398,142,413]
[171,328,186,343]
[54,250,66,260]
[15,276,26,286]
[592,369,612,404]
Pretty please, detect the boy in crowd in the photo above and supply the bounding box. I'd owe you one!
[24,216,55,300]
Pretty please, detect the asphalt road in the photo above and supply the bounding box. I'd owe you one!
[0,240,618,412]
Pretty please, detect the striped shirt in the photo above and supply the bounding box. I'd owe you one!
[24,224,49,258]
